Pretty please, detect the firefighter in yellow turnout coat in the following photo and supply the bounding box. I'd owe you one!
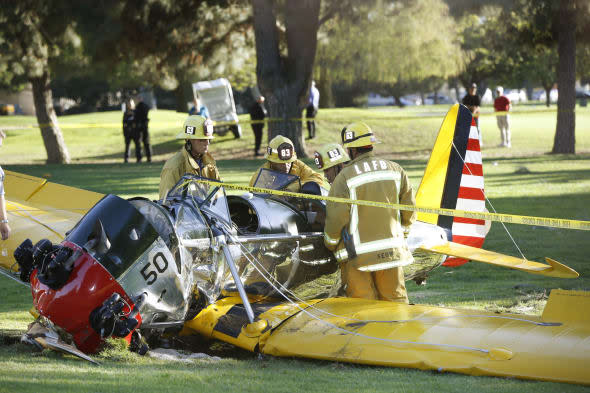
[249,135,324,191]
[159,115,220,199]
[324,123,416,302]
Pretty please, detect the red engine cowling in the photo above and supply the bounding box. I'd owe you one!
[30,241,141,353]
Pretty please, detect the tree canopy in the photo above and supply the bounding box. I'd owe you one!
[316,0,461,104]
[0,1,83,163]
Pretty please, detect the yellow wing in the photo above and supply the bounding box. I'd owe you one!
[0,171,104,272]
[419,240,578,278]
[183,290,590,385]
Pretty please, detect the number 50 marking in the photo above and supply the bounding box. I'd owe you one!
[140,252,169,285]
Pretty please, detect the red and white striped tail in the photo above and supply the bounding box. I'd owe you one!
[444,118,486,266]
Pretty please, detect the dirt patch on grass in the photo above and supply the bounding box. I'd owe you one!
[0,329,23,346]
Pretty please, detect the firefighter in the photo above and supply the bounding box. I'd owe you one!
[249,135,324,192]
[313,143,350,184]
[323,122,416,303]
[159,115,220,199]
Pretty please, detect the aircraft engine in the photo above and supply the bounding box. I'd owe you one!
[14,194,203,353]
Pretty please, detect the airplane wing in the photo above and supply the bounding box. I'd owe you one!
[0,171,104,272]
[183,289,590,385]
[419,240,578,279]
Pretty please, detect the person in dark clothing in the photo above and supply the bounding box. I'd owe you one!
[462,83,481,123]
[249,95,267,157]
[123,99,141,163]
[462,83,483,146]
[134,96,151,162]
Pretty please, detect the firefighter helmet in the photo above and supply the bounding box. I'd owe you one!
[176,115,214,140]
[341,122,378,148]
[265,135,297,163]
[314,143,349,170]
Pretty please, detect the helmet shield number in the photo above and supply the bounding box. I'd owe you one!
[343,130,355,143]
[327,148,342,162]
[314,151,324,169]
[277,142,294,161]
[185,125,196,135]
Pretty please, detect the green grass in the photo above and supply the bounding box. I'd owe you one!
[3,343,588,393]
[1,103,589,165]
[1,106,590,391]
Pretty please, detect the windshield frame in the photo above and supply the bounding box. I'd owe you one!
[253,168,300,192]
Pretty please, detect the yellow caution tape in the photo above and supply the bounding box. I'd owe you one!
[188,178,590,232]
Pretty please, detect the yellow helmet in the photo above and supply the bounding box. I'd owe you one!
[265,135,297,163]
[176,115,214,140]
[314,143,349,170]
[341,122,377,148]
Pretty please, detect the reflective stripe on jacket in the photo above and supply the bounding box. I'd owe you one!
[323,151,416,271]
[249,159,325,192]
[159,148,220,199]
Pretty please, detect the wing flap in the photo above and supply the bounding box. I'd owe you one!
[419,241,578,278]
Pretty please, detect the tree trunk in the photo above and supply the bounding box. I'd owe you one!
[552,0,576,154]
[174,72,191,112]
[174,83,188,113]
[252,0,320,157]
[31,73,70,164]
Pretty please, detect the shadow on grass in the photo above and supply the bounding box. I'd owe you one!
[84,131,256,162]
[485,169,590,189]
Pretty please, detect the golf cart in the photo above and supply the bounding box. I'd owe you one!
[192,78,242,138]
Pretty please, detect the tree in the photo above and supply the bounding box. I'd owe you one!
[447,0,590,153]
[510,0,590,154]
[94,0,254,112]
[489,8,558,106]
[315,0,461,107]
[252,0,320,157]
[0,1,76,163]
[520,47,558,107]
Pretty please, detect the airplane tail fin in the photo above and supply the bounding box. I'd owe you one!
[415,104,486,266]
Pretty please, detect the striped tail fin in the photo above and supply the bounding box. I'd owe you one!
[415,104,487,267]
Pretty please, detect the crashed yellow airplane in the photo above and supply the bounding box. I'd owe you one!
[1,104,588,385]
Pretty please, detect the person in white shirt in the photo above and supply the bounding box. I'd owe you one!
[306,80,320,139]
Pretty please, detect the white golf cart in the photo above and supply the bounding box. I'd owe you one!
[192,78,242,138]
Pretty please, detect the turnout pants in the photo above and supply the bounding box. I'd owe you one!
[340,262,408,303]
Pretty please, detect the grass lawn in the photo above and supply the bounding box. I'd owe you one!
[1,105,590,392]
